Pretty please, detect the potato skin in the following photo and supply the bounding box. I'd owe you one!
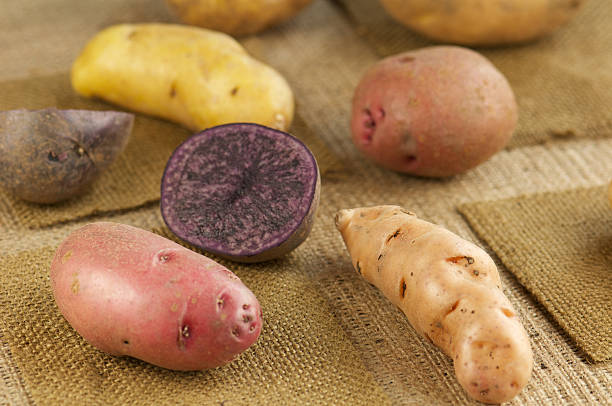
[336,206,533,404]
[380,0,588,46]
[0,108,132,204]
[166,0,313,36]
[71,24,294,132]
[351,46,517,177]
[50,222,262,371]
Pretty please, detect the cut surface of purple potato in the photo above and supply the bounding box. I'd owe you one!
[0,108,133,204]
[161,123,320,263]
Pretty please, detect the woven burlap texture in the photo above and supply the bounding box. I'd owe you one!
[458,186,612,362]
[2,0,612,405]
[336,0,612,149]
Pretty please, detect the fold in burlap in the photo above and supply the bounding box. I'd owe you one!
[0,244,390,405]
[458,185,612,362]
[335,0,612,149]
[0,73,340,230]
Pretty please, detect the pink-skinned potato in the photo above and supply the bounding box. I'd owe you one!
[351,46,518,177]
[50,222,262,370]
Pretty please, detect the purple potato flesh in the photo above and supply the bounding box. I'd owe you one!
[161,123,320,263]
[0,108,133,203]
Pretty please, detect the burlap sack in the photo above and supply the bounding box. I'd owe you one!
[458,185,612,362]
[335,0,612,149]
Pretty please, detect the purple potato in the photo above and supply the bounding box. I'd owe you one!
[161,123,320,263]
[0,108,133,204]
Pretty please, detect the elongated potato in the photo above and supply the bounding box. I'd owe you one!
[50,222,262,370]
[71,24,294,132]
[379,0,588,46]
[335,206,533,404]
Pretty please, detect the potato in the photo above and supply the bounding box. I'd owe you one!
[50,222,263,370]
[166,0,314,36]
[351,46,517,177]
[0,108,133,204]
[336,206,533,404]
[608,180,612,208]
[379,0,588,46]
[71,24,294,132]
[161,123,320,263]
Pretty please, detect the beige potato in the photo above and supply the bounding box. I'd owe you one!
[336,205,533,404]
[166,0,314,36]
[72,24,294,132]
[379,0,588,46]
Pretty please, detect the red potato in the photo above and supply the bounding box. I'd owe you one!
[351,46,518,177]
[50,222,262,370]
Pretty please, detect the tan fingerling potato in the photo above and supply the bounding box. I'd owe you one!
[166,0,314,36]
[336,206,533,404]
[379,0,588,46]
[71,24,294,132]
[608,180,612,208]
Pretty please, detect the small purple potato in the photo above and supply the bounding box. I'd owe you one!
[0,108,133,203]
[161,123,320,263]
[50,222,263,371]
[351,46,518,177]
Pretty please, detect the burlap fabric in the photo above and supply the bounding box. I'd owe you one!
[459,186,612,362]
[335,0,612,149]
[1,0,611,405]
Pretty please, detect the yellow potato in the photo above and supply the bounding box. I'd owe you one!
[166,0,314,36]
[71,24,294,132]
[379,0,588,46]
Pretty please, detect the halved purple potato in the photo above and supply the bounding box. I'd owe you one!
[0,108,133,203]
[161,123,320,263]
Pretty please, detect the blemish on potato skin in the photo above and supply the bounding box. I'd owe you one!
[386,228,402,243]
[71,277,79,294]
[170,303,179,312]
[62,250,73,264]
[230,86,239,96]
